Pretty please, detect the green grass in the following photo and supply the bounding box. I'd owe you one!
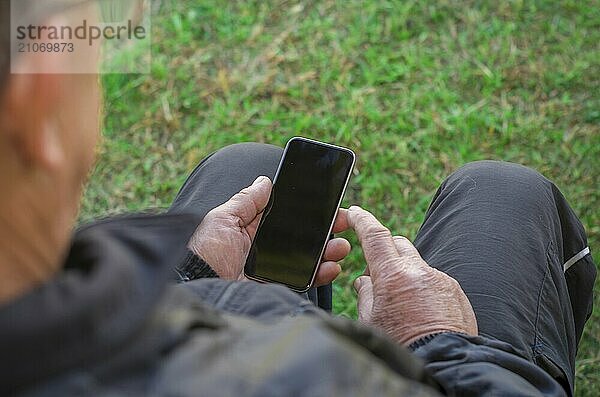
[81,0,599,394]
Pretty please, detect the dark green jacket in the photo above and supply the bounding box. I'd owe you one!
[0,214,565,396]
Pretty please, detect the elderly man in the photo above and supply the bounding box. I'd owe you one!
[0,1,595,396]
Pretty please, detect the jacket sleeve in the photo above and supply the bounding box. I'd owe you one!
[410,332,568,397]
[174,250,219,281]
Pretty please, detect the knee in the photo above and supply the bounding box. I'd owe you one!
[212,142,283,161]
[439,160,556,208]
[449,160,550,189]
[209,142,283,168]
[201,142,283,180]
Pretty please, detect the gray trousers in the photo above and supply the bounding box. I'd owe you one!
[169,143,596,394]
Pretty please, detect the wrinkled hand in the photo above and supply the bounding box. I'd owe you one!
[346,206,478,346]
[188,176,351,285]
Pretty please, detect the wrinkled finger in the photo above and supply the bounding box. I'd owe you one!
[355,275,374,324]
[332,208,350,233]
[323,238,351,262]
[392,236,426,268]
[346,206,398,280]
[314,261,342,286]
[220,176,272,226]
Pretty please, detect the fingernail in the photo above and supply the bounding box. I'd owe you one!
[353,277,362,292]
[349,205,361,212]
[253,176,269,185]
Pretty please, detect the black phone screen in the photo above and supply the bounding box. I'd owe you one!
[244,138,354,291]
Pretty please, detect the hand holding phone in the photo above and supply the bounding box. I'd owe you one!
[244,137,355,292]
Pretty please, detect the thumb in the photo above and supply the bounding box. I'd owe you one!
[355,276,374,324]
[220,176,272,226]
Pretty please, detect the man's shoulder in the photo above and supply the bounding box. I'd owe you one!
[18,278,442,396]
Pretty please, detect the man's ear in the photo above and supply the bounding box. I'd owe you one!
[1,66,66,171]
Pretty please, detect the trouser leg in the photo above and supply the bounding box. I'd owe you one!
[169,143,283,219]
[413,160,596,393]
[169,142,333,311]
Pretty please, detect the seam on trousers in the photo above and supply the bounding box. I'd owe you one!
[531,242,573,395]
[531,248,550,358]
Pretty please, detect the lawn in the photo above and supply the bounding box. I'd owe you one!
[81,0,599,395]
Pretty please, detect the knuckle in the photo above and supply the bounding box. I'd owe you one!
[201,211,217,223]
[436,270,461,291]
[448,276,462,291]
[353,211,372,226]
[235,188,252,200]
[393,236,417,255]
[365,224,392,240]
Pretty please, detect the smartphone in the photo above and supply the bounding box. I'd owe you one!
[244,137,355,292]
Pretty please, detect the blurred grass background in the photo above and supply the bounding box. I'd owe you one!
[80,0,599,395]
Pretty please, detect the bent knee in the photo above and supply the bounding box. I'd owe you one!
[213,142,283,159]
[450,160,550,189]
[207,142,283,172]
[438,160,558,210]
